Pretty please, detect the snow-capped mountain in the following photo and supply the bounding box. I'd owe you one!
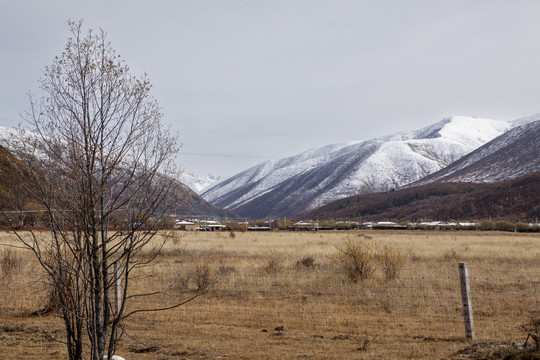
[202,116,515,219]
[178,172,223,194]
[413,117,540,185]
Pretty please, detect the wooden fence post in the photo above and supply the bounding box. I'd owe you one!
[114,262,122,315]
[459,262,475,340]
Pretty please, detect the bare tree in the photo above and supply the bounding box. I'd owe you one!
[3,20,211,360]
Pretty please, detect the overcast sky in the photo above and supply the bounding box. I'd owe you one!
[1,1,540,178]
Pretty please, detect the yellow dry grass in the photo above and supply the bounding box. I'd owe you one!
[0,229,539,359]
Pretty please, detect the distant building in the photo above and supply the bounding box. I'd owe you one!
[292,221,319,231]
[372,221,406,229]
[201,224,227,231]
[175,220,197,231]
[247,226,271,231]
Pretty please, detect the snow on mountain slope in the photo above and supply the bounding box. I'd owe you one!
[201,142,356,206]
[412,119,540,185]
[202,116,513,218]
[178,172,223,194]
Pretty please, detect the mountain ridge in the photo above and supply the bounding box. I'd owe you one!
[202,116,516,218]
[411,118,540,185]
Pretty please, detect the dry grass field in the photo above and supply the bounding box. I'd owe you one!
[1,229,539,359]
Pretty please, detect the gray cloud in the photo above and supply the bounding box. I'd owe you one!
[1,0,539,177]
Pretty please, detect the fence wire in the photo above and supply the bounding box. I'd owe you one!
[1,244,537,345]
[158,262,539,342]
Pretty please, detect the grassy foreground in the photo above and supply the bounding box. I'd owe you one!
[0,230,539,359]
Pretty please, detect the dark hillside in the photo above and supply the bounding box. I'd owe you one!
[0,145,40,211]
[0,145,231,218]
[168,180,234,217]
[302,172,540,222]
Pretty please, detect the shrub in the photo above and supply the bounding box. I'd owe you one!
[376,243,406,280]
[494,220,514,232]
[330,234,376,283]
[40,273,73,315]
[478,220,493,231]
[33,262,77,316]
[331,234,407,282]
[516,222,532,233]
[296,256,316,269]
[188,261,217,292]
[173,256,219,293]
[261,251,284,275]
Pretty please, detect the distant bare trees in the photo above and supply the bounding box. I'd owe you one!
[3,20,209,360]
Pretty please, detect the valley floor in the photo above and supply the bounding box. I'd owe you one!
[1,230,539,359]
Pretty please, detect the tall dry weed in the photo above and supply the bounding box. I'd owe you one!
[330,234,377,283]
[0,248,24,275]
[376,243,406,280]
[296,256,316,269]
[331,234,407,282]
[260,250,284,275]
[190,262,214,291]
[187,257,219,292]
